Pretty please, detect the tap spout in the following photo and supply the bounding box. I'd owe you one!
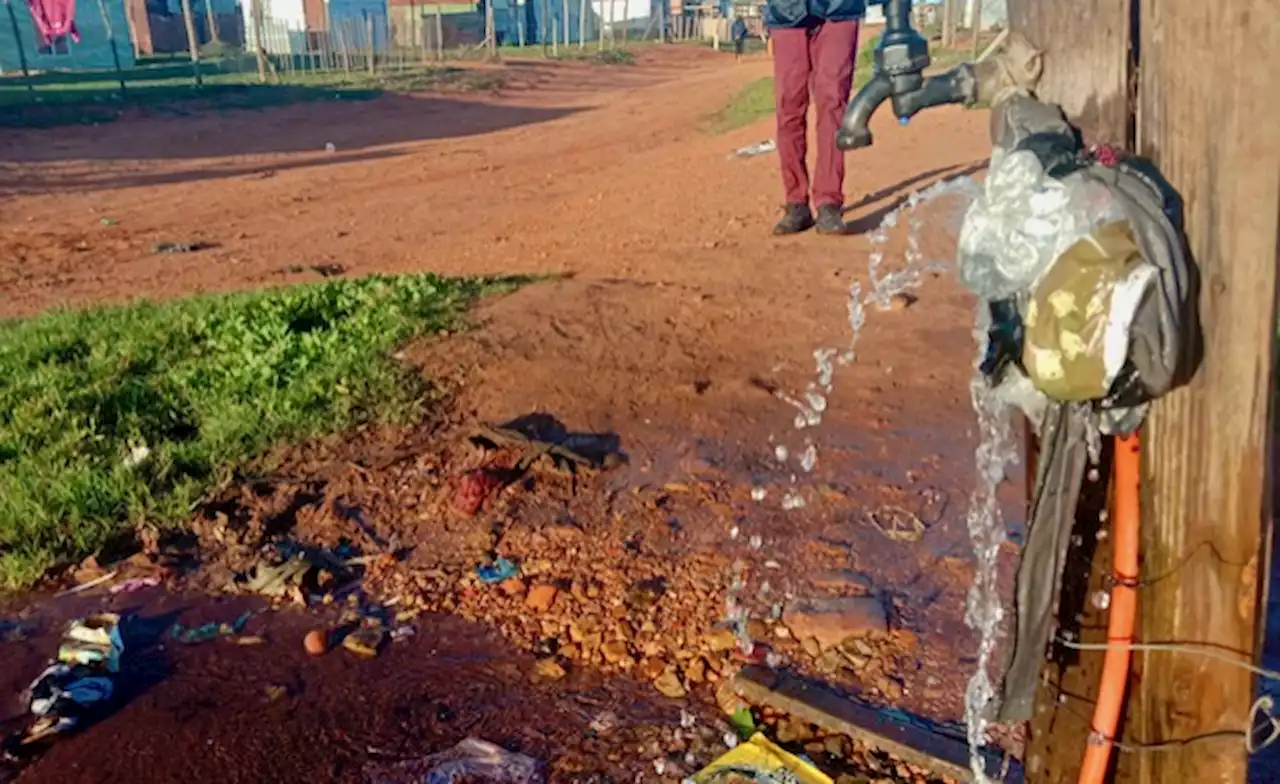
[891,63,980,121]
[836,73,894,151]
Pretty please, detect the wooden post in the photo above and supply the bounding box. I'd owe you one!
[578,0,585,46]
[252,0,268,81]
[180,0,203,86]
[969,0,982,59]
[620,0,627,44]
[549,0,556,55]
[410,1,418,60]
[1122,0,1279,780]
[540,0,549,54]
[339,19,352,72]
[561,0,568,49]
[3,0,35,99]
[204,0,219,45]
[518,1,526,47]
[434,5,443,60]
[485,0,496,57]
[95,0,128,94]
[365,10,375,73]
[658,0,665,42]
[597,0,604,50]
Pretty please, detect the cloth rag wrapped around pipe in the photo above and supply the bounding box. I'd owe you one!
[954,93,1198,722]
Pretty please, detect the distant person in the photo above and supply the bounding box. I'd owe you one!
[765,0,862,235]
[731,16,750,61]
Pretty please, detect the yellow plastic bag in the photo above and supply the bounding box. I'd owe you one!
[1022,220,1156,401]
[689,733,833,784]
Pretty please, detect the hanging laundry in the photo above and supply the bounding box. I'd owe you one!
[24,0,80,47]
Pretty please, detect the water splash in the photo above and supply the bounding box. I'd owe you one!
[962,308,1019,783]
[725,176,984,660]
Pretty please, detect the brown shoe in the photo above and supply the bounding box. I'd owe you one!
[773,203,815,235]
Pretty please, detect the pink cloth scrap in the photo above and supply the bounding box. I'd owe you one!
[25,0,81,46]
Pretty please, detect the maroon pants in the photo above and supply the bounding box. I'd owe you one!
[771,20,860,208]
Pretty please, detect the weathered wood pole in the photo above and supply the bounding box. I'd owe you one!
[1124,0,1278,779]
[180,0,203,86]
[1006,1,1280,783]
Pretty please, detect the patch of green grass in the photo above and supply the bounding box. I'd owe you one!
[0,273,520,589]
[709,75,777,133]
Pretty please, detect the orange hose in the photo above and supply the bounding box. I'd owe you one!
[1078,433,1141,784]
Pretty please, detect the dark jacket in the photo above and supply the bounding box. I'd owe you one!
[731,18,749,40]
[765,0,866,28]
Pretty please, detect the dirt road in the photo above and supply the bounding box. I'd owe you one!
[0,47,1019,781]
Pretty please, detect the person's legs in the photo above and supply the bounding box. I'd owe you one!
[809,18,859,216]
[771,26,812,210]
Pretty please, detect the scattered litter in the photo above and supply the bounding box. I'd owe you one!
[364,737,544,784]
[99,217,117,226]
[304,629,329,656]
[733,139,777,158]
[389,625,416,642]
[262,684,288,702]
[3,614,123,759]
[729,707,757,739]
[54,570,118,598]
[324,142,337,153]
[469,421,621,474]
[153,241,217,254]
[311,263,347,278]
[169,611,254,645]
[866,505,926,542]
[239,543,354,602]
[234,635,266,646]
[108,576,161,595]
[122,443,150,468]
[342,623,386,658]
[453,468,505,516]
[689,733,832,784]
[476,557,520,585]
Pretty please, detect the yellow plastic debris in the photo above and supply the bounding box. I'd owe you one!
[690,733,834,784]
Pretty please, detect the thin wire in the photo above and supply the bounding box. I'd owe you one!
[1048,639,1280,753]
[1057,639,1280,682]
[1052,685,1280,754]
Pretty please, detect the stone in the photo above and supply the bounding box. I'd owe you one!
[747,619,768,640]
[825,734,852,757]
[782,596,888,651]
[775,716,813,744]
[601,641,630,664]
[500,578,526,598]
[801,636,822,659]
[533,658,567,681]
[525,584,558,612]
[637,657,667,682]
[703,628,738,652]
[686,657,707,684]
[653,670,688,699]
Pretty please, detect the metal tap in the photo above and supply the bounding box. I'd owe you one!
[836,0,980,150]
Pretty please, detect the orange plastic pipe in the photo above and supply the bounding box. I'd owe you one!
[1078,433,1141,784]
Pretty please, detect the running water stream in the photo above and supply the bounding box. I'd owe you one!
[734,174,1019,782]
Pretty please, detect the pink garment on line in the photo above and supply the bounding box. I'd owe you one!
[25,0,81,46]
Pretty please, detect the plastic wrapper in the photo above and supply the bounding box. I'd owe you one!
[1022,221,1157,401]
[364,737,543,784]
[957,147,1126,301]
[689,733,832,784]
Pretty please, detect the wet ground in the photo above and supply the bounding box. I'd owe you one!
[3,44,1270,784]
